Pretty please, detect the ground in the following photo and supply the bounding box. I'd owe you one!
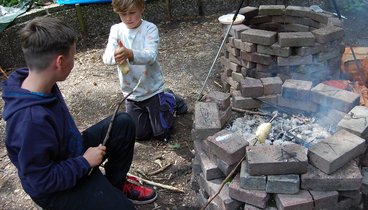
[1,3,368,210]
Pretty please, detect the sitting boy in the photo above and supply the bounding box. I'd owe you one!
[2,16,156,209]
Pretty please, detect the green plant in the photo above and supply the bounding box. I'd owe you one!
[0,0,21,7]
[340,0,366,12]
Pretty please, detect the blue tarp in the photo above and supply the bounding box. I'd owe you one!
[0,0,32,32]
[56,0,110,5]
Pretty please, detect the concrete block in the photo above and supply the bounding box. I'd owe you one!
[301,162,362,191]
[282,23,310,32]
[246,144,308,176]
[229,174,269,208]
[285,6,312,17]
[260,77,283,95]
[312,26,344,43]
[207,129,248,165]
[278,95,318,113]
[240,160,267,190]
[232,95,262,110]
[307,12,332,25]
[234,39,256,52]
[281,79,313,101]
[205,91,231,111]
[240,77,264,98]
[308,129,366,174]
[229,24,250,39]
[266,174,300,194]
[194,140,224,181]
[238,6,259,19]
[309,190,338,210]
[241,29,277,45]
[337,106,368,139]
[259,5,285,16]
[194,102,222,140]
[257,43,291,57]
[277,55,313,66]
[311,83,360,113]
[278,32,315,47]
[275,190,313,210]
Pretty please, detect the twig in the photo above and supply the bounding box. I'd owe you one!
[148,163,172,176]
[200,154,246,210]
[0,66,8,78]
[127,173,185,193]
[231,107,272,116]
[214,80,222,88]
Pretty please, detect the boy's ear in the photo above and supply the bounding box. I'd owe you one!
[54,54,64,70]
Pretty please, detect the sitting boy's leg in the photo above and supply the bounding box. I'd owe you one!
[33,169,136,210]
[126,100,152,140]
[82,112,135,188]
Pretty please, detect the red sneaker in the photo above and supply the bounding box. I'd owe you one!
[123,176,157,205]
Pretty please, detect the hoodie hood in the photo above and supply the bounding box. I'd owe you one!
[2,68,58,120]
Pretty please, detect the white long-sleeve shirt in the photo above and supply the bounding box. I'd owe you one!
[103,20,165,101]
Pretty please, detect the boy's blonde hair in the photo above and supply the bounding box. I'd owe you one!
[112,0,144,13]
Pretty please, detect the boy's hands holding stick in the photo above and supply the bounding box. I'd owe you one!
[114,40,133,65]
[83,144,106,168]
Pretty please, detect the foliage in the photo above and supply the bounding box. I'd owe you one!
[0,0,21,7]
[340,0,366,12]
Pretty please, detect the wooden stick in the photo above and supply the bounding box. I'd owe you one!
[231,107,272,116]
[148,163,172,176]
[127,173,185,193]
[0,66,8,78]
[200,154,246,210]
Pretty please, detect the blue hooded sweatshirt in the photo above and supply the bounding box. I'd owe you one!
[2,68,90,199]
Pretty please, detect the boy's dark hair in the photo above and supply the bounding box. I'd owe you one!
[112,0,144,13]
[19,16,77,71]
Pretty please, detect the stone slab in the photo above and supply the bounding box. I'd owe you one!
[246,144,308,176]
[308,129,366,174]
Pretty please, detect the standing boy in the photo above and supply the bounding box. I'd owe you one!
[2,16,156,209]
[103,0,186,142]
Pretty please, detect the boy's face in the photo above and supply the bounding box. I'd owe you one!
[118,5,144,29]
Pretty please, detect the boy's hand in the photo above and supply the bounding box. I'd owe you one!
[114,40,133,64]
[83,144,106,167]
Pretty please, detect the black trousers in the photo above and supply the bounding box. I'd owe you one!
[33,113,136,210]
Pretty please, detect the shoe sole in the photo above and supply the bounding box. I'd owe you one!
[130,193,158,205]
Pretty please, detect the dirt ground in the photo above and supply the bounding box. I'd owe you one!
[1,3,368,210]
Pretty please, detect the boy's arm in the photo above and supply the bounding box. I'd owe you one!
[16,120,89,194]
[130,24,160,65]
[102,26,119,65]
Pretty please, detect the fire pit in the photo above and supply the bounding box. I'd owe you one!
[191,5,368,210]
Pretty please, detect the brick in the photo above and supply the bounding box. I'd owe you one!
[277,55,313,66]
[227,60,241,72]
[317,108,345,129]
[281,79,313,100]
[194,102,222,140]
[240,160,267,190]
[283,23,310,32]
[301,162,362,191]
[238,6,259,19]
[311,26,344,43]
[243,203,263,210]
[309,190,338,210]
[311,83,360,113]
[257,94,278,108]
[257,43,291,57]
[308,129,366,174]
[337,106,368,139]
[207,129,248,165]
[219,105,232,128]
[241,51,273,65]
[256,63,273,72]
[232,71,244,82]
[327,17,343,27]
[246,144,308,176]
[278,32,315,47]
[275,190,313,210]
[240,77,264,97]
[316,49,341,62]
[266,174,300,194]
[198,173,242,210]
[205,91,231,111]
[255,71,273,79]
[192,157,202,175]
[259,5,285,16]
[362,167,368,194]
[245,15,273,25]
[226,43,240,56]
[229,53,242,66]
[361,149,368,167]
[194,140,224,180]
[229,174,269,208]
[214,154,237,176]
[272,15,320,28]
[229,24,250,39]
[285,6,312,17]
[294,46,313,56]
[260,77,282,95]
[232,95,262,110]
[241,29,277,45]
[338,190,362,207]
[307,11,331,25]
[278,94,318,114]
